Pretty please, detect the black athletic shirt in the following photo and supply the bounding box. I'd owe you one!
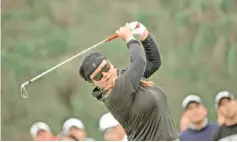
[92,34,178,141]
[213,123,237,141]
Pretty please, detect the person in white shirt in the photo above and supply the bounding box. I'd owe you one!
[62,118,94,141]
[99,112,127,141]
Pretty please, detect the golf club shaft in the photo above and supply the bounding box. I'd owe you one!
[22,40,106,87]
[22,23,140,87]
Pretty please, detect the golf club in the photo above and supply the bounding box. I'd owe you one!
[20,23,140,99]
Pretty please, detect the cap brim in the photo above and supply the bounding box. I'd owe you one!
[183,100,201,111]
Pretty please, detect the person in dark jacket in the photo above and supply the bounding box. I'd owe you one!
[78,22,178,141]
[179,95,218,141]
[213,92,237,141]
[215,91,234,125]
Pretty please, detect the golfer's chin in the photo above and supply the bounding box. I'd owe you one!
[97,83,112,90]
[103,80,115,90]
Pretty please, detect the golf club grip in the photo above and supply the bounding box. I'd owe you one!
[105,23,140,42]
[105,34,118,42]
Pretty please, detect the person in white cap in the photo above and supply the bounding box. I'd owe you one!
[179,95,218,141]
[213,91,237,141]
[62,118,94,141]
[30,121,57,141]
[99,112,127,141]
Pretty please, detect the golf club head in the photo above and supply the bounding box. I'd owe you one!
[21,83,28,99]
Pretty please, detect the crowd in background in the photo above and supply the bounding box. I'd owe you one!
[2,0,237,140]
[30,113,126,141]
[179,91,237,141]
[30,91,237,141]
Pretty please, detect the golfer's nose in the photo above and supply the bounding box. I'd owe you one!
[102,72,109,78]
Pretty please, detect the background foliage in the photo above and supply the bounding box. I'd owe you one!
[1,0,237,140]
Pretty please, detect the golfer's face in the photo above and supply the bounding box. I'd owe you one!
[90,60,117,89]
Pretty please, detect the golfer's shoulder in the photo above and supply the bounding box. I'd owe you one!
[117,70,134,86]
[110,71,134,94]
[117,69,129,83]
[114,73,129,89]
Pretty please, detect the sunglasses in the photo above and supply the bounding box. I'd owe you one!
[92,62,111,81]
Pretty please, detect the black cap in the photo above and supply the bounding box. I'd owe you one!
[79,52,105,81]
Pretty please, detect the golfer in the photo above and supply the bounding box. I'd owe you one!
[79,22,178,141]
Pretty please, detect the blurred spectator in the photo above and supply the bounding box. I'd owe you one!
[179,95,218,141]
[217,109,226,126]
[30,122,58,141]
[213,92,237,141]
[57,131,76,141]
[215,91,234,125]
[179,111,189,133]
[59,136,76,141]
[99,112,127,141]
[62,118,94,141]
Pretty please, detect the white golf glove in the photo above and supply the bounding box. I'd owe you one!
[128,21,146,36]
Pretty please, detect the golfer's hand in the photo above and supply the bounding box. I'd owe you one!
[116,24,135,43]
[129,21,148,41]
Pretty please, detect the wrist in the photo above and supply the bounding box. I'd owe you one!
[140,29,149,41]
[125,35,135,43]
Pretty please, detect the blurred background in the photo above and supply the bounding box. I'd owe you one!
[1,0,237,140]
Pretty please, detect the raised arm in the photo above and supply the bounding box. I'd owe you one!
[141,33,161,78]
[103,25,147,109]
[116,24,147,90]
[126,40,146,90]
[128,22,161,79]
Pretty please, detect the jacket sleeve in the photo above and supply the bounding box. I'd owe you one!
[125,39,147,90]
[141,34,161,78]
[104,40,147,110]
